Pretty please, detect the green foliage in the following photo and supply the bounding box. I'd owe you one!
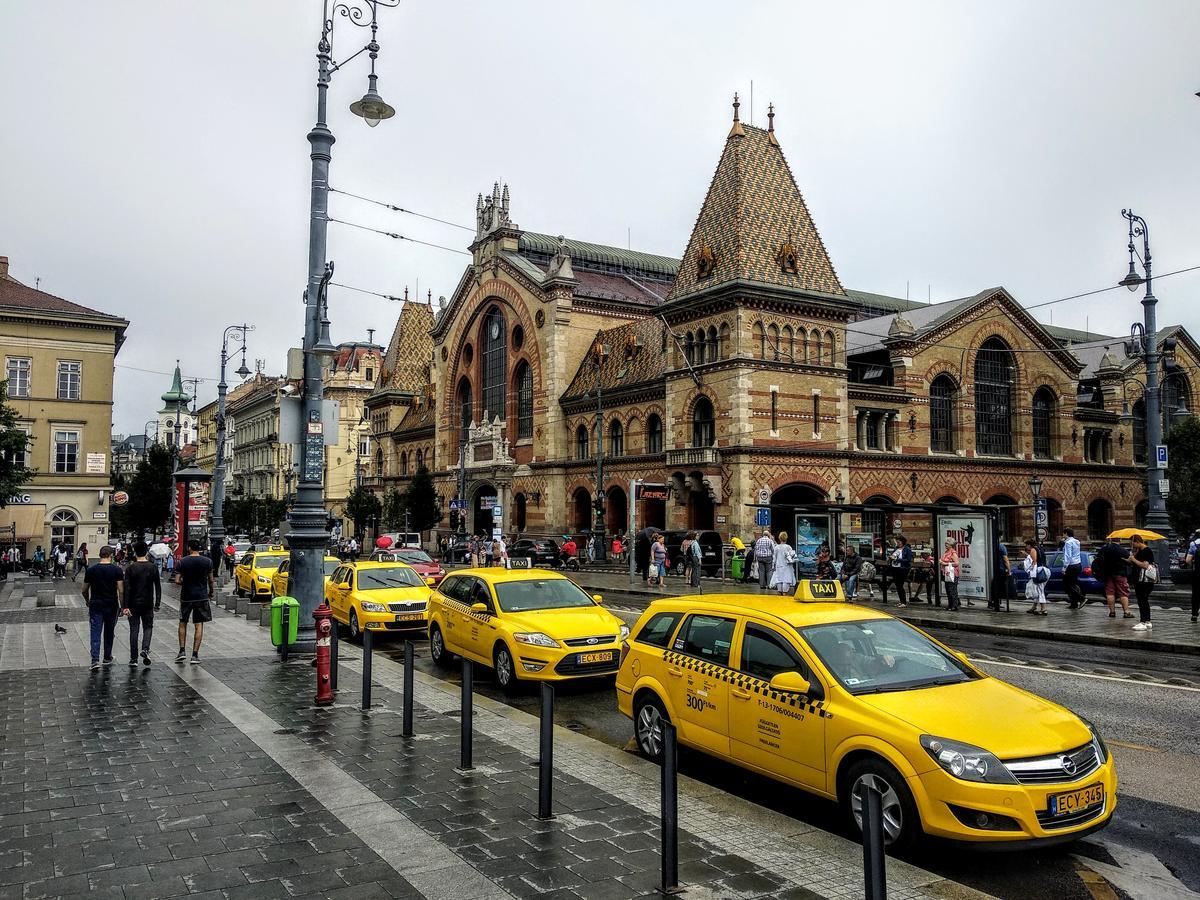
[126,444,173,535]
[223,496,286,537]
[404,465,442,533]
[346,486,381,533]
[382,489,407,530]
[0,381,32,507]
[1166,417,1200,537]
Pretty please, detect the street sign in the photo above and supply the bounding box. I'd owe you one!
[755,507,771,527]
[480,497,497,509]
[492,505,502,519]
[756,488,770,504]
[1156,445,1169,468]
[449,499,466,511]
[1159,478,1170,497]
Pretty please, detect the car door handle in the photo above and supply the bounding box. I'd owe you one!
[732,689,751,700]
[666,667,683,678]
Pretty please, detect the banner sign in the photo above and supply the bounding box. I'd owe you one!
[637,483,670,502]
[937,514,990,601]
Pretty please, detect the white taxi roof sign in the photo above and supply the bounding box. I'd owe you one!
[794,579,846,602]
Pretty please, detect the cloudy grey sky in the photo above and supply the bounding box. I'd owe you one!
[2,1,1198,437]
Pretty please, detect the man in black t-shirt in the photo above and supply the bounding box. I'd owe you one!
[174,540,214,664]
[82,545,124,670]
[123,541,161,667]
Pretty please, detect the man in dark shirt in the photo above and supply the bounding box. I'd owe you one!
[123,541,161,667]
[175,540,214,664]
[82,545,124,670]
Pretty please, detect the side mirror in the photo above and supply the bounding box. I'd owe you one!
[425,577,436,586]
[768,670,813,696]
[592,594,604,604]
[470,601,489,614]
[339,581,351,590]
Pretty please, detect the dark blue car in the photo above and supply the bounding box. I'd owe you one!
[1010,549,1105,599]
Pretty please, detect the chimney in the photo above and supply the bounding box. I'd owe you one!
[0,256,8,279]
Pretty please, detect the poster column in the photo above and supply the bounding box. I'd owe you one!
[174,481,189,565]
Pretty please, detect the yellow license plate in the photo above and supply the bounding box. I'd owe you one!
[578,651,614,665]
[394,613,423,622]
[1049,783,1104,817]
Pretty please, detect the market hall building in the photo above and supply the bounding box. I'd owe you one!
[364,99,1198,548]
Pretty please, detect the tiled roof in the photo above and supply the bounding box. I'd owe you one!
[668,120,845,301]
[380,302,434,393]
[561,317,668,400]
[844,289,924,318]
[0,273,127,324]
[395,395,436,435]
[519,232,678,280]
[573,271,669,307]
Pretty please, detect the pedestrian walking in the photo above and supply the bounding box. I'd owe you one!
[753,528,775,591]
[635,530,651,583]
[769,532,797,595]
[1023,540,1049,615]
[909,551,934,603]
[651,533,668,588]
[885,536,913,607]
[940,538,961,611]
[174,540,214,665]
[348,536,359,561]
[53,544,68,579]
[123,542,161,667]
[611,534,624,561]
[686,531,703,590]
[1128,534,1157,631]
[81,545,124,670]
[223,539,236,580]
[33,545,45,577]
[1060,528,1084,609]
[1094,537,1133,619]
[1184,530,1200,624]
[72,543,88,581]
[989,537,1010,611]
[839,544,862,600]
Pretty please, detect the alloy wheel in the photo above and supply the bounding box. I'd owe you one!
[850,773,904,843]
[495,647,513,686]
[636,703,663,758]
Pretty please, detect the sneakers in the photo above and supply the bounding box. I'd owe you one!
[1132,622,1153,631]
[101,657,113,667]
[1193,615,1198,623]
[128,658,139,668]
[175,648,186,664]
[90,660,101,671]
[141,652,152,667]
[190,652,201,665]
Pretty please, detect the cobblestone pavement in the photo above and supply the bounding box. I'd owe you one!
[0,574,986,899]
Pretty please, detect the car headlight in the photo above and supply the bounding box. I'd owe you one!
[619,624,631,641]
[920,735,1018,784]
[256,575,270,583]
[513,632,559,648]
[1081,717,1109,762]
[360,601,387,613]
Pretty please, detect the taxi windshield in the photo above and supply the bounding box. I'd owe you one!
[254,555,285,569]
[493,578,595,612]
[323,559,340,576]
[396,549,433,564]
[801,619,976,695]
[357,567,423,590]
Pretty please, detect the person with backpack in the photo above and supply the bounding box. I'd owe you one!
[72,543,88,581]
[1094,537,1133,619]
[753,528,774,591]
[53,544,69,579]
[1127,533,1157,631]
[123,542,161,667]
[1184,530,1200,624]
[885,536,914,607]
[1022,540,1049,615]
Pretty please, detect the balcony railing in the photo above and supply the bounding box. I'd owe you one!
[666,447,719,467]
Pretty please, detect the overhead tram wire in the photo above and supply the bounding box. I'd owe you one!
[325,216,471,255]
[329,186,475,232]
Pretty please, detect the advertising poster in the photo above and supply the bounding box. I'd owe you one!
[793,514,832,576]
[937,514,991,601]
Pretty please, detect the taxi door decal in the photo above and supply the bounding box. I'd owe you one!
[664,651,832,720]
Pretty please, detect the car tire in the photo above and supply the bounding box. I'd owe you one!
[429,623,454,669]
[633,692,670,763]
[672,559,684,576]
[234,581,243,598]
[348,609,362,643]
[842,758,920,852]
[493,643,522,696]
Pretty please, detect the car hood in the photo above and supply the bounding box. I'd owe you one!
[501,605,623,640]
[858,676,1092,760]
[357,587,431,603]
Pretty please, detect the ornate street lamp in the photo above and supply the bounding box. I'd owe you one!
[208,323,253,567]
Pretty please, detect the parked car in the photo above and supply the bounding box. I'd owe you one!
[445,536,472,564]
[507,538,562,568]
[1010,550,1104,599]
[370,547,446,584]
[661,530,723,577]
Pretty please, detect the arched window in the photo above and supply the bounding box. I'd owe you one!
[692,397,715,448]
[718,323,730,358]
[415,449,424,470]
[609,420,624,456]
[400,452,408,476]
[457,377,472,443]
[1132,399,1146,463]
[481,306,507,421]
[1087,498,1113,542]
[812,331,823,365]
[825,330,836,365]
[1032,386,1055,459]
[706,326,718,362]
[974,338,1013,455]
[684,332,695,366]
[752,322,765,359]
[375,447,384,475]
[781,325,794,362]
[51,509,76,548]
[514,361,533,440]
[575,424,589,460]
[767,324,779,361]
[930,375,956,452]
[647,414,663,454]
[514,493,527,532]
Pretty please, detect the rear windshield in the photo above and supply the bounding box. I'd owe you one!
[396,549,433,564]
[323,559,339,576]
[357,567,424,590]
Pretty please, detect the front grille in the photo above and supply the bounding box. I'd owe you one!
[563,635,618,647]
[1005,743,1100,785]
[1036,798,1107,830]
[387,601,427,613]
[554,651,620,675]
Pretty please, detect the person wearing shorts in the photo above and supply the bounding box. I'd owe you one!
[174,540,214,664]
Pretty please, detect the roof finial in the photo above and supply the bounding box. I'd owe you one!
[732,92,740,123]
[404,286,409,301]
[766,102,779,146]
[728,92,745,138]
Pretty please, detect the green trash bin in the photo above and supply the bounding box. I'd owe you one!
[270,596,300,647]
[730,555,745,582]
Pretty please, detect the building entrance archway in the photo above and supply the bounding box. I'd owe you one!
[572,487,592,532]
[606,486,628,537]
[770,483,826,537]
[985,494,1019,543]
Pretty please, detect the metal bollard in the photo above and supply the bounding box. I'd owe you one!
[460,657,473,770]
[859,780,887,900]
[537,682,554,819]
[329,620,339,691]
[402,640,414,738]
[361,628,373,711]
[660,721,679,894]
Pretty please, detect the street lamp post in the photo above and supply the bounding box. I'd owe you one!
[1118,209,1173,577]
[209,324,253,567]
[289,0,397,650]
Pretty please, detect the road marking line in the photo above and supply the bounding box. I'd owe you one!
[1075,861,1121,900]
[978,659,1200,693]
[1107,738,1165,753]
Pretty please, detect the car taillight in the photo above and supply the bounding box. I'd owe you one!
[1082,566,1091,576]
[619,640,630,668]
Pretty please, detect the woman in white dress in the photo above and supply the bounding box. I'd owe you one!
[1022,539,1048,616]
[769,532,798,595]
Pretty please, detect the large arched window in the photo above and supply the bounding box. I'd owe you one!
[646,414,663,454]
[706,326,718,363]
[609,420,624,456]
[457,377,473,440]
[400,452,408,476]
[684,332,696,366]
[1032,386,1055,459]
[51,509,76,548]
[692,397,715,448]
[975,338,1013,455]
[575,424,589,460]
[752,322,765,359]
[481,307,507,421]
[415,449,424,470]
[781,325,794,362]
[514,361,533,440]
[1087,498,1113,542]
[929,374,956,452]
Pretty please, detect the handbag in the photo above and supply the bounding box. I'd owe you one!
[1144,563,1159,584]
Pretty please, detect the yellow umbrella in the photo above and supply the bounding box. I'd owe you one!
[1107,527,1167,541]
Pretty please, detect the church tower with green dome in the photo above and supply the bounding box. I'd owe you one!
[157,361,196,452]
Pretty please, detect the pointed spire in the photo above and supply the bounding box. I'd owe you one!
[728,92,744,138]
[160,361,190,406]
[767,102,779,146]
[501,183,510,214]
[427,289,432,306]
[404,286,409,302]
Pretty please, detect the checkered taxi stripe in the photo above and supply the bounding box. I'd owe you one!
[441,597,492,624]
[663,651,832,719]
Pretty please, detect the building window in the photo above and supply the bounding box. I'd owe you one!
[515,361,533,440]
[1032,387,1055,459]
[865,414,880,450]
[974,338,1013,455]
[692,397,715,448]
[609,420,624,456]
[647,414,663,454]
[770,389,778,433]
[400,452,408,476]
[752,322,765,359]
[481,307,507,421]
[6,357,31,398]
[358,436,370,457]
[1087,498,1113,542]
[1084,429,1111,463]
[57,360,81,400]
[930,375,956,452]
[416,449,424,469]
[365,367,374,381]
[51,510,76,548]
[53,430,79,473]
[812,394,820,435]
[12,425,29,469]
[576,424,589,460]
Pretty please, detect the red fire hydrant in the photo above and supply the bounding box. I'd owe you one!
[314,602,334,706]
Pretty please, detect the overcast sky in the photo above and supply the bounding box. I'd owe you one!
[2,1,1198,438]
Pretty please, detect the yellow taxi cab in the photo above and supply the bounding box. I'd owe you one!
[427,566,630,695]
[616,579,1115,849]
[270,555,341,598]
[233,548,288,599]
[325,560,432,641]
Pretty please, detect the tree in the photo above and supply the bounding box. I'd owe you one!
[126,444,173,536]
[382,488,407,530]
[0,382,32,507]
[1166,416,1200,538]
[346,486,381,535]
[404,464,442,533]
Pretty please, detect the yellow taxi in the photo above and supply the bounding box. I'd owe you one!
[325,560,433,641]
[233,548,288,599]
[270,555,341,598]
[427,567,630,695]
[616,580,1115,849]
